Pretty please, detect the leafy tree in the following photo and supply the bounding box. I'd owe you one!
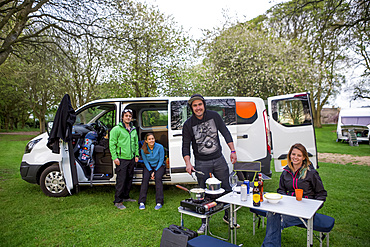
[264,0,350,127]
[0,0,115,66]
[193,23,316,99]
[0,58,30,130]
[106,1,191,98]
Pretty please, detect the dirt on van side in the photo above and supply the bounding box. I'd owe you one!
[318,153,370,166]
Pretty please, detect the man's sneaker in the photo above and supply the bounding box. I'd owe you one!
[114,203,126,210]
[155,203,162,210]
[223,216,240,228]
[197,223,207,234]
[139,203,145,210]
[123,198,136,202]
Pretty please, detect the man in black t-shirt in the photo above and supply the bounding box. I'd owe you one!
[182,94,238,234]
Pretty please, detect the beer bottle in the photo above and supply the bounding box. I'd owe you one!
[253,181,260,207]
[258,173,264,202]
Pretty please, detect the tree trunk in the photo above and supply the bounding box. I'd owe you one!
[314,105,322,128]
[39,117,46,133]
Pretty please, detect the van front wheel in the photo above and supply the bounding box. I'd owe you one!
[40,164,69,197]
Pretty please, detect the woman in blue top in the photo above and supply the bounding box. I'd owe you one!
[138,133,166,210]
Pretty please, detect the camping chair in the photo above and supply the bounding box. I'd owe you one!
[233,161,262,184]
[250,208,267,235]
[296,213,335,247]
[249,211,335,247]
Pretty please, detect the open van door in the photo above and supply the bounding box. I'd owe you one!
[59,141,75,194]
[268,93,317,172]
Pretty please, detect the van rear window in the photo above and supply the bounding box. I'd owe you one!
[171,99,236,130]
[271,97,312,127]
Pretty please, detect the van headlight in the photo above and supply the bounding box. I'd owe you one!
[25,138,42,154]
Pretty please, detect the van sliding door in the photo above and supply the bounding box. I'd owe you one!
[268,93,317,172]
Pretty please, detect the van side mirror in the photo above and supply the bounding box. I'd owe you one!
[47,122,53,135]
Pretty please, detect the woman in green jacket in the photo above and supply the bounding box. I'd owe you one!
[109,109,139,209]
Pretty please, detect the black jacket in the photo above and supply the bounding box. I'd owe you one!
[277,164,327,203]
[47,94,76,154]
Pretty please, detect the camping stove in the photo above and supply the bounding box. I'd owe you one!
[180,198,225,215]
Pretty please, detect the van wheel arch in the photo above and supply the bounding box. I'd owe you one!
[40,164,69,197]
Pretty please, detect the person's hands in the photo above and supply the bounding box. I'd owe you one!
[135,157,139,163]
[114,158,120,166]
[151,172,155,180]
[185,163,195,175]
[230,152,237,164]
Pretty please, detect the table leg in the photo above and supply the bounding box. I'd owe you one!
[229,204,233,244]
[307,217,313,247]
[233,204,237,244]
[205,216,209,235]
[181,213,183,227]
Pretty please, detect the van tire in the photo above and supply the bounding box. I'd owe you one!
[40,164,69,197]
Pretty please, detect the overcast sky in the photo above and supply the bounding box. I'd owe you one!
[149,0,369,108]
[151,0,281,39]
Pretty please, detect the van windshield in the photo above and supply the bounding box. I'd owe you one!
[75,104,116,127]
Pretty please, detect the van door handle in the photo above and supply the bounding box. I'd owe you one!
[173,134,182,137]
[237,135,248,139]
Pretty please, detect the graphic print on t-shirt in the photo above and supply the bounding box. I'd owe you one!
[192,118,219,155]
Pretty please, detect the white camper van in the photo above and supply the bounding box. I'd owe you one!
[336,107,370,143]
[20,93,317,197]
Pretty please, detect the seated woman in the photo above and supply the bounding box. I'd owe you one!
[262,143,327,247]
[138,133,165,210]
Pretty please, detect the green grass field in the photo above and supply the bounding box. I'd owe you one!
[0,126,369,246]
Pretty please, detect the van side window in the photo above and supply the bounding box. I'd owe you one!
[271,97,312,126]
[142,110,168,127]
[171,99,236,130]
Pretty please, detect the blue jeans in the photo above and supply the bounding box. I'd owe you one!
[262,212,307,247]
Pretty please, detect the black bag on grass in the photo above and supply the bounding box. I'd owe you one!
[160,224,198,247]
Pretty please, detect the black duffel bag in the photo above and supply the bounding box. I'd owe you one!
[160,224,198,247]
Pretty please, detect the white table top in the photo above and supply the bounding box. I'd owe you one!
[217,192,323,219]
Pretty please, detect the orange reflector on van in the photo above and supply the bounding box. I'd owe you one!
[236,102,257,119]
[281,160,287,167]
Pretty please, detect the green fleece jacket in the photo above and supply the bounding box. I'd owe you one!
[109,122,139,160]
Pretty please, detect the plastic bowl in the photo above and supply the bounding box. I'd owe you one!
[264,193,283,204]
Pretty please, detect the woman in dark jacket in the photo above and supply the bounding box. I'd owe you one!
[262,143,327,247]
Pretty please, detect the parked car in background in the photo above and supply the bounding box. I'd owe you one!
[20,93,317,197]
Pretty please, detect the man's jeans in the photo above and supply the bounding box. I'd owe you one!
[195,156,232,223]
[262,212,307,247]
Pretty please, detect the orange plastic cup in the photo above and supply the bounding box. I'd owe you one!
[295,189,303,201]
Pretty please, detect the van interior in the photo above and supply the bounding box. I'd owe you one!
[71,102,170,183]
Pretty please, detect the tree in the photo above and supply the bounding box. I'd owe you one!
[263,0,350,127]
[106,1,191,98]
[0,58,31,130]
[193,23,316,99]
[0,0,116,66]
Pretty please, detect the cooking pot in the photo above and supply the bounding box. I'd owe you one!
[205,187,225,200]
[176,185,205,203]
[205,176,222,191]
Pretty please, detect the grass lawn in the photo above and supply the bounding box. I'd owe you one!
[315,124,370,156]
[0,129,369,246]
